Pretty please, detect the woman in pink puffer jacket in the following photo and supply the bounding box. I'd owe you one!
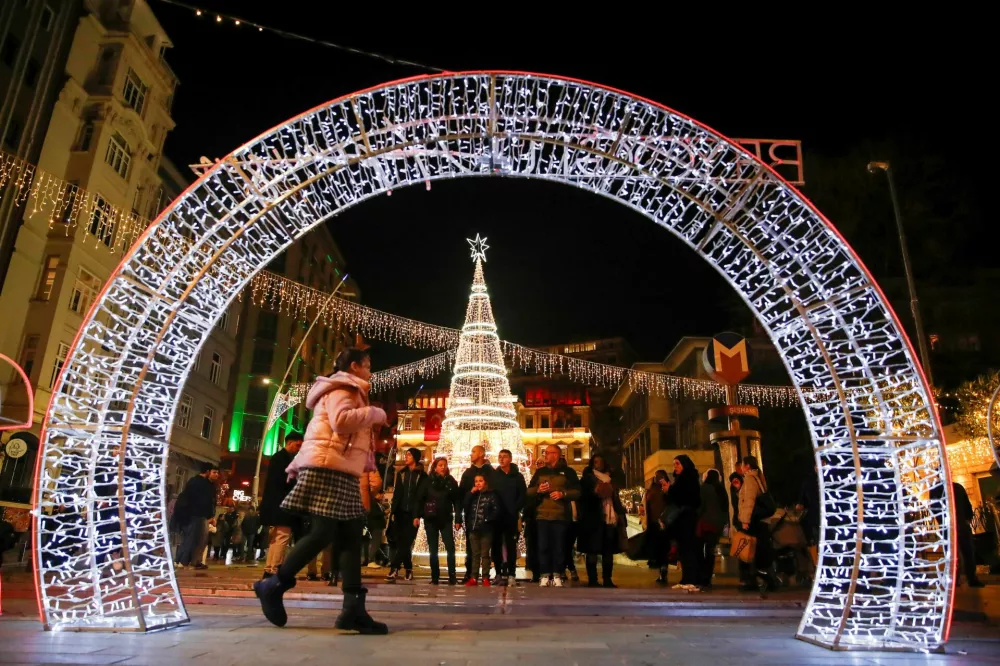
[254,348,389,635]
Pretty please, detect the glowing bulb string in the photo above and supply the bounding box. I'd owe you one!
[151,0,447,73]
[0,148,147,253]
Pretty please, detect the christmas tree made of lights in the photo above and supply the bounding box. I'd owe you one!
[435,236,528,477]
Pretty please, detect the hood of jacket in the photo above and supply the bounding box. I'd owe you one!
[306,371,369,410]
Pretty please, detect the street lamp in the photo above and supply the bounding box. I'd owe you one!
[867,161,935,387]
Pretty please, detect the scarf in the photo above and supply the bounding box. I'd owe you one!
[594,469,617,525]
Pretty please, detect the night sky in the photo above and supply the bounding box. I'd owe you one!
[151,2,991,369]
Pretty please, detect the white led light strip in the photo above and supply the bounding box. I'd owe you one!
[34,72,952,651]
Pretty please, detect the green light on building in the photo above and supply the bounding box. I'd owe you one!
[228,411,244,453]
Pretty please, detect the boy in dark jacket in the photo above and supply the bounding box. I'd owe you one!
[490,449,526,584]
[386,448,426,582]
[463,473,499,586]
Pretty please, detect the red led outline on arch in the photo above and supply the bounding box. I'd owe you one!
[0,352,33,432]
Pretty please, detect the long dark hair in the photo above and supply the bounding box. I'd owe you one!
[704,469,728,507]
[674,454,697,479]
[334,347,370,373]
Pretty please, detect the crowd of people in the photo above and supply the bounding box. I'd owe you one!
[163,345,988,635]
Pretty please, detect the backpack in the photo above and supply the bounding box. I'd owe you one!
[750,474,777,522]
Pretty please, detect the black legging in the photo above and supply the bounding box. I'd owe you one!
[277,516,363,592]
[585,525,617,583]
[675,513,699,585]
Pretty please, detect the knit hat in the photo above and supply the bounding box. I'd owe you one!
[406,447,422,463]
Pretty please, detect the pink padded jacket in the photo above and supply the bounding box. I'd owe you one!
[289,372,386,478]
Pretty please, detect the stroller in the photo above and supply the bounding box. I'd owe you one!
[767,507,815,587]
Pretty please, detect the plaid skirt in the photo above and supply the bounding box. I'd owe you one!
[280,468,365,521]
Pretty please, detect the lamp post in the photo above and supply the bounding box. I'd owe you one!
[867,161,935,387]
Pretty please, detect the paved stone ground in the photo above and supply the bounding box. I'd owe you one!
[1,598,999,665]
[2,563,997,665]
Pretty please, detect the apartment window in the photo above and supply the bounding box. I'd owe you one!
[524,415,534,429]
[88,195,115,247]
[3,118,21,148]
[540,415,550,429]
[76,123,94,152]
[18,335,39,382]
[1,35,19,67]
[105,132,131,179]
[177,394,193,429]
[246,384,269,413]
[573,446,583,462]
[24,58,40,87]
[50,342,70,388]
[122,68,147,115]
[250,346,273,374]
[41,5,55,31]
[200,406,214,440]
[572,413,583,428]
[59,181,79,223]
[69,267,102,314]
[209,352,222,385]
[36,255,59,300]
[216,309,229,332]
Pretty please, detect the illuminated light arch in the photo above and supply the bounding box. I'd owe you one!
[33,72,954,650]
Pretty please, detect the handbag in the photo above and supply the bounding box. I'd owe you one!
[730,530,757,564]
[750,476,777,522]
[659,504,685,529]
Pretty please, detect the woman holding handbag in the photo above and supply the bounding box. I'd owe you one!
[254,347,389,634]
[416,457,461,585]
[696,469,729,589]
[737,455,779,593]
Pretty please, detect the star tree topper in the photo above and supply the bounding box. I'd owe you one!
[467,234,489,262]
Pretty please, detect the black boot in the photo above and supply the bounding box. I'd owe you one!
[335,588,389,635]
[586,559,599,587]
[254,574,296,627]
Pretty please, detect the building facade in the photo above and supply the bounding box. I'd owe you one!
[1,0,80,286]
[220,226,359,504]
[0,0,176,507]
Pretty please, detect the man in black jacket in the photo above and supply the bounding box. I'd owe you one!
[174,463,219,569]
[260,431,303,578]
[386,448,425,582]
[490,449,526,584]
[458,443,493,580]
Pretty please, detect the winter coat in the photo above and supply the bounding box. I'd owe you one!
[730,478,742,527]
[240,512,260,542]
[953,482,974,523]
[645,483,666,531]
[490,465,527,521]
[367,495,387,531]
[391,465,426,516]
[698,482,728,534]
[738,470,766,526]
[212,520,230,548]
[290,372,386,478]
[260,447,298,527]
[459,463,494,504]
[463,489,500,533]
[526,465,581,521]
[577,467,626,555]
[176,474,216,523]
[415,473,461,526]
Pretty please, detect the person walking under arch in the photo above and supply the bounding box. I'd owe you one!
[259,431,304,578]
[253,348,389,634]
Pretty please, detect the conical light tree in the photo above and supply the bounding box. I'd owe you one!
[435,235,528,477]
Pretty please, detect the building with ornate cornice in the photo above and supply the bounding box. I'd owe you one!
[0,0,177,508]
